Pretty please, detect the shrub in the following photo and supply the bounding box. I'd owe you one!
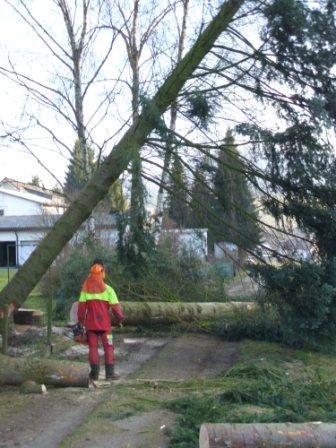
[53,244,116,320]
[52,238,228,320]
[248,261,336,349]
[115,239,227,303]
[215,304,283,343]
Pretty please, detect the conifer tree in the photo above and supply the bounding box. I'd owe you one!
[188,161,214,228]
[109,180,128,213]
[167,154,190,228]
[64,139,95,198]
[213,130,261,255]
[30,176,42,187]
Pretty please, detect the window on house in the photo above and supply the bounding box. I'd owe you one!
[0,209,4,216]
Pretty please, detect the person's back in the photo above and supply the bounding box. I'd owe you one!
[77,262,123,381]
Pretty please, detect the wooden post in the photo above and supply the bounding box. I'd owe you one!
[199,423,336,448]
[46,294,53,355]
[2,304,8,355]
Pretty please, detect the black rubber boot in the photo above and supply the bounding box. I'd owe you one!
[105,364,120,380]
[89,364,100,381]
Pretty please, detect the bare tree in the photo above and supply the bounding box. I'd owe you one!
[156,0,190,216]
[0,0,245,310]
[0,0,119,182]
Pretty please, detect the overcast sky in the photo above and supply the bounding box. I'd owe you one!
[0,0,273,196]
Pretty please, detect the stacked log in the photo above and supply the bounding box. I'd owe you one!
[199,423,336,448]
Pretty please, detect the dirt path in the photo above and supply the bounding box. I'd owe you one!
[134,334,240,381]
[0,334,240,448]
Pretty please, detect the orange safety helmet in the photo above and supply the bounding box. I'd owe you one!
[90,263,104,275]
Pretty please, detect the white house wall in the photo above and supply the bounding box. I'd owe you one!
[96,229,118,246]
[0,230,44,265]
[17,230,45,265]
[0,192,42,216]
[159,229,208,258]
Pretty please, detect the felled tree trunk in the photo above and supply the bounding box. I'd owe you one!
[119,301,254,325]
[199,423,336,448]
[0,354,89,388]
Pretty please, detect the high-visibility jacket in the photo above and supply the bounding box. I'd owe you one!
[77,284,123,331]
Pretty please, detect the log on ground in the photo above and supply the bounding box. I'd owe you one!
[119,301,254,325]
[0,354,89,387]
[199,423,336,448]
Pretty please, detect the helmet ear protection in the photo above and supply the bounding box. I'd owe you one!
[90,263,104,275]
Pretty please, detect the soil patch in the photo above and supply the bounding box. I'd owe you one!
[0,334,240,448]
[65,409,176,448]
[134,334,240,380]
[0,335,169,448]
[0,388,101,448]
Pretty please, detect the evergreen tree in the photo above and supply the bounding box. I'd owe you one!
[64,139,95,198]
[213,130,261,253]
[188,162,213,228]
[118,153,154,278]
[30,176,42,187]
[188,160,217,252]
[235,0,336,262]
[109,179,128,213]
[167,154,190,228]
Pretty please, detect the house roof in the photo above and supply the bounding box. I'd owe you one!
[0,215,59,231]
[0,178,66,207]
[0,213,117,231]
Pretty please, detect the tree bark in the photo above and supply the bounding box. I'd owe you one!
[199,423,336,448]
[0,354,89,387]
[119,301,253,325]
[58,0,89,174]
[0,0,245,311]
[156,0,190,216]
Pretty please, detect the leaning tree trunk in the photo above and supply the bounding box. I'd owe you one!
[0,354,89,387]
[199,423,336,448]
[0,0,245,311]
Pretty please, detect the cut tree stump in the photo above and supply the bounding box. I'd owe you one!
[13,308,44,326]
[199,423,336,448]
[0,354,89,387]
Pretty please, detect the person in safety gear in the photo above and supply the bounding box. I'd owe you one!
[77,259,124,381]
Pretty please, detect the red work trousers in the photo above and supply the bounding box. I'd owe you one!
[87,330,114,365]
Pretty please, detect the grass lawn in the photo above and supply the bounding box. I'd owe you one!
[0,268,47,313]
[0,268,16,290]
